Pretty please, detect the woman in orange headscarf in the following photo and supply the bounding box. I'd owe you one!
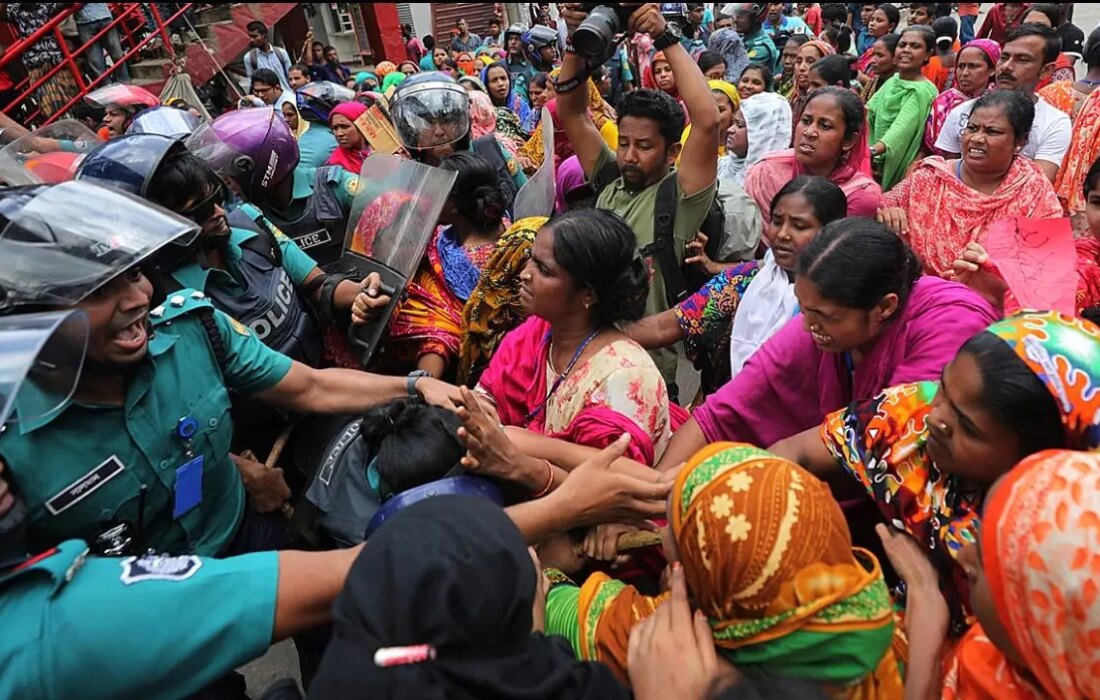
[899,449,1100,700]
[543,444,903,698]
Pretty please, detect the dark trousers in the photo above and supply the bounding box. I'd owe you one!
[77,19,130,82]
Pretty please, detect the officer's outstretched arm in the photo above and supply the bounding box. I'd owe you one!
[258,362,464,414]
[273,546,362,640]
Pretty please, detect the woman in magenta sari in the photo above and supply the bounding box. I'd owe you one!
[475,209,677,466]
[654,219,998,472]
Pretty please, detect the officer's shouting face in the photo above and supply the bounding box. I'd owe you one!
[78,269,154,368]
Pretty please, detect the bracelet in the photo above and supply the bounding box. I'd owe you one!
[543,567,575,587]
[532,459,555,498]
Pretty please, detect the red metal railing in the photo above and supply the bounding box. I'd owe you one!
[1,3,194,126]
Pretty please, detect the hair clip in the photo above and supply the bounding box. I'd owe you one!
[374,644,437,667]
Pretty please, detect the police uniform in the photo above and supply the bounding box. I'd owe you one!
[0,540,278,699]
[295,122,339,188]
[744,28,780,74]
[0,293,293,556]
[259,166,359,271]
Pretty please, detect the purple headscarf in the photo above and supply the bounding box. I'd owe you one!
[555,155,588,213]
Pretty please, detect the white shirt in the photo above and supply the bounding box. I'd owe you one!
[934,95,1072,168]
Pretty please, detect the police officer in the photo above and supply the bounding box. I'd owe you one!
[75,132,380,370]
[731,3,781,73]
[389,72,527,212]
[0,312,360,699]
[504,23,535,103]
[189,106,359,270]
[0,181,461,559]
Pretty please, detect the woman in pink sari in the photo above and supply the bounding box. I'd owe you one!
[923,39,999,155]
[745,87,882,234]
[325,101,370,175]
[653,219,997,472]
[475,209,677,466]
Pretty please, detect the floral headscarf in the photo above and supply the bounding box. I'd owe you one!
[375,61,397,78]
[670,443,901,692]
[944,449,1100,699]
[987,311,1100,450]
[469,90,498,140]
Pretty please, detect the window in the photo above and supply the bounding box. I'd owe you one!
[328,3,354,33]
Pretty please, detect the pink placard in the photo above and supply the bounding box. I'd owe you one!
[980,217,1077,316]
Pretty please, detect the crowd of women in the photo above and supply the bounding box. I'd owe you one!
[5,2,1100,699]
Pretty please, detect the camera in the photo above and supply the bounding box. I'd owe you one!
[573,4,636,64]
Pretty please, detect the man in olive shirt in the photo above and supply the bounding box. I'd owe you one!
[556,3,719,386]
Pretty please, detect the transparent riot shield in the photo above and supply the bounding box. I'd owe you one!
[512,107,556,220]
[0,120,99,186]
[340,154,457,365]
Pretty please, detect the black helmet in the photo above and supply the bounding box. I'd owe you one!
[504,22,528,45]
[296,81,356,123]
[74,133,182,198]
[389,72,471,151]
[522,25,560,71]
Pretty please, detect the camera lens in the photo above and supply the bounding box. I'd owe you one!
[573,6,621,61]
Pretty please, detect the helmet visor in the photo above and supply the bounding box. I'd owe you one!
[127,107,201,139]
[0,310,88,427]
[0,120,99,186]
[0,181,199,309]
[85,83,159,109]
[391,84,471,150]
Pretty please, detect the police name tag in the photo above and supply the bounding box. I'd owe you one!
[45,455,126,515]
[119,553,203,585]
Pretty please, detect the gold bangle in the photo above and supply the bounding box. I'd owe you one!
[532,459,555,498]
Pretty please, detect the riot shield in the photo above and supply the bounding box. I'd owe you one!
[0,310,89,428]
[512,106,556,220]
[340,154,457,366]
[0,120,99,186]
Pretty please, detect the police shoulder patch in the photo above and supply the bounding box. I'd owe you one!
[344,175,360,196]
[119,553,203,585]
[228,316,252,337]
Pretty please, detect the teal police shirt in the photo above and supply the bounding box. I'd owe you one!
[0,540,278,699]
[169,223,319,294]
[0,292,293,556]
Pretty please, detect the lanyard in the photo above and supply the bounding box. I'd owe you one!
[525,329,601,423]
[843,351,856,400]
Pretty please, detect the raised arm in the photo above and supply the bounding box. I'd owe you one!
[633,10,719,197]
[556,6,614,179]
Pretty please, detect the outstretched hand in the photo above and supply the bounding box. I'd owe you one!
[456,386,520,481]
[553,434,675,527]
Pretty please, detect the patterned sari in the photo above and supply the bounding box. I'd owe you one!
[476,316,674,464]
[820,312,1100,633]
[942,450,1100,700]
[384,218,537,376]
[545,444,903,698]
[1054,87,1100,222]
[884,156,1063,277]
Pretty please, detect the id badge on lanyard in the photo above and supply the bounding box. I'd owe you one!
[172,416,204,519]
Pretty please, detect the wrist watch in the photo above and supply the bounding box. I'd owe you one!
[653,24,682,52]
[407,370,430,401]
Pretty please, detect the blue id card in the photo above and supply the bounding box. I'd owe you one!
[173,455,204,518]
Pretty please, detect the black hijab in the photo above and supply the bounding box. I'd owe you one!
[307,495,628,700]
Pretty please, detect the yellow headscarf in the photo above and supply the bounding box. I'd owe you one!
[679,80,741,160]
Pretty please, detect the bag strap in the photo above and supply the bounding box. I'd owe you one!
[249,48,259,72]
[590,160,621,197]
[651,176,689,307]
